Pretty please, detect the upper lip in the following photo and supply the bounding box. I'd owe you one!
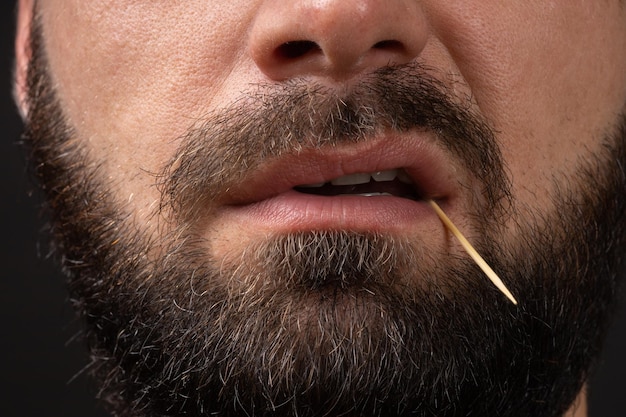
[222,133,459,206]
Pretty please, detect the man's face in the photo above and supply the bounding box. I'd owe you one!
[15,1,626,416]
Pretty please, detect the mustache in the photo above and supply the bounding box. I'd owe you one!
[160,62,511,221]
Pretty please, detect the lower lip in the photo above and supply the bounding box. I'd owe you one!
[221,190,441,234]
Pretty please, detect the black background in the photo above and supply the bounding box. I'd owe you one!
[0,2,624,416]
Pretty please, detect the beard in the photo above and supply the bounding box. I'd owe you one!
[21,18,626,417]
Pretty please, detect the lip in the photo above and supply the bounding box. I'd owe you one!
[219,133,461,233]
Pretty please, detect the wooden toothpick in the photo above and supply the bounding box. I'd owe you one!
[429,200,518,305]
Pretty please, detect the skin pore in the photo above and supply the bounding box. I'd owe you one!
[14,1,626,416]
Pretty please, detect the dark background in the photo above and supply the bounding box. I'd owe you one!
[0,3,624,417]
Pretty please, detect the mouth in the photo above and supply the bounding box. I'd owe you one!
[294,168,422,200]
[212,135,462,234]
[225,134,454,203]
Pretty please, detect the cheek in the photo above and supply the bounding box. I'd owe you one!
[432,1,626,211]
[40,0,257,223]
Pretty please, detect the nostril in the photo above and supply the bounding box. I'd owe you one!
[250,1,429,81]
[372,39,404,52]
[275,40,321,60]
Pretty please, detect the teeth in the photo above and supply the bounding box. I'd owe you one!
[372,169,399,182]
[331,172,372,186]
[297,169,413,188]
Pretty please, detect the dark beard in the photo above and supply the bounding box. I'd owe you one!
[22,16,626,417]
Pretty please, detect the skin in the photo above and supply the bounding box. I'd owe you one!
[14,0,626,416]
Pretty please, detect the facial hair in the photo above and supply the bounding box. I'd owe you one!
[21,17,626,417]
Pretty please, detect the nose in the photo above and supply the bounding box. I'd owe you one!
[249,0,429,81]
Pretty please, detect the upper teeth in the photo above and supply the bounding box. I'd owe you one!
[299,169,412,188]
[331,172,372,186]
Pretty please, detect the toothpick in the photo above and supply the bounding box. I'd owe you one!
[428,200,518,305]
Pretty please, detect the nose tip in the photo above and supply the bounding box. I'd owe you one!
[249,0,429,81]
